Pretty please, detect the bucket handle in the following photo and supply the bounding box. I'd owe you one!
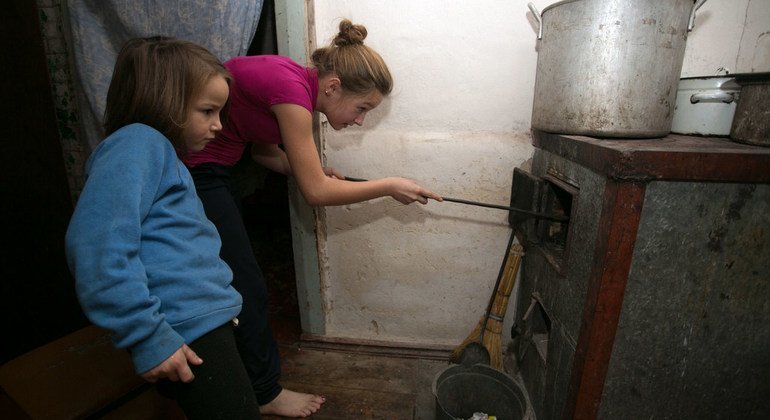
[688,0,708,31]
[531,1,706,36]
[527,2,543,40]
[690,92,735,104]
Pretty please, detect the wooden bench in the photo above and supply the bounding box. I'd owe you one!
[0,325,184,419]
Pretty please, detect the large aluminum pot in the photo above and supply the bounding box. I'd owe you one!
[529,0,708,138]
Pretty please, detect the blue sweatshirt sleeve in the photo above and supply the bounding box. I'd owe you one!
[65,125,185,374]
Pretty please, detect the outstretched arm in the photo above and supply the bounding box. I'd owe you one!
[273,103,442,206]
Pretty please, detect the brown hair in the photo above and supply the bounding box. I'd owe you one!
[103,36,231,150]
[311,19,393,96]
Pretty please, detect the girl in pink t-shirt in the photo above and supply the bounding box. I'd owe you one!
[185,19,441,418]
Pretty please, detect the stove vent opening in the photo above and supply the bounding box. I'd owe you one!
[537,176,576,270]
[509,169,577,273]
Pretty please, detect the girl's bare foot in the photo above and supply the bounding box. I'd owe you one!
[260,388,325,418]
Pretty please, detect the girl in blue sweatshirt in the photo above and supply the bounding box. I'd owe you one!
[65,37,260,419]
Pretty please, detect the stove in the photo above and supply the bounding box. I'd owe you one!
[509,130,770,419]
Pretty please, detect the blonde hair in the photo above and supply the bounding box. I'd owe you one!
[103,37,231,151]
[311,19,393,96]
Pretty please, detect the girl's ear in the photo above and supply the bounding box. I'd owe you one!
[324,76,341,94]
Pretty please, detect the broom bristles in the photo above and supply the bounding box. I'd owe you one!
[484,244,523,370]
[450,243,524,367]
[483,322,503,370]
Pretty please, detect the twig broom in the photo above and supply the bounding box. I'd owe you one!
[450,232,524,370]
[483,242,524,370]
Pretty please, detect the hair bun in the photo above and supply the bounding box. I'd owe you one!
[333,19,367,46]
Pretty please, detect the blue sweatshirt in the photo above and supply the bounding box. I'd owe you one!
[65,123,242,374]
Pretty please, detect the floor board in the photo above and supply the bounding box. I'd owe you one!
[264,344,449,419]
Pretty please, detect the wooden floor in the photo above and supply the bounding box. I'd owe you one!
[263,336,449,420]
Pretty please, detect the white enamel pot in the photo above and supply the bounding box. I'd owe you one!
[671,76,740,136]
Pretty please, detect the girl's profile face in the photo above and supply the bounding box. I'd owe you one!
[325,89,383,130]
[182,75,229,153]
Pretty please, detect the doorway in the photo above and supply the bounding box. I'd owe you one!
[240,0,302,342]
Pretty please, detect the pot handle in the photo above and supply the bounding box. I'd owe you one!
[528,2,543,40]
[688,0,708,31]
[690,91,735,104]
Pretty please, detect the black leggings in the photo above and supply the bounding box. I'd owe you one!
[190,163,282,405]
[158,324,260,419]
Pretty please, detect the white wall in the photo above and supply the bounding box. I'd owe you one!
[682,0,770,76]
[304,0,769,348]
[311,0,543,347]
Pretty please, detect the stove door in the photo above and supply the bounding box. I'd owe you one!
[510,168,576,273]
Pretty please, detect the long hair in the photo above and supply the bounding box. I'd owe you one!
[311,19,393,97]
[103,36,231,150]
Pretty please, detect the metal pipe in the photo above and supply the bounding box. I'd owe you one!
[344,177,569,222]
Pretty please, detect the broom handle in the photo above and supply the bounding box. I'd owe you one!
[479,230,516,342]
[488,243,524,320]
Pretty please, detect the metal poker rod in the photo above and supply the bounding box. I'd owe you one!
[344,177,568,222]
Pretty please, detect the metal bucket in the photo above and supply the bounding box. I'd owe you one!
[432,364,531,420]
[529,0,708,138]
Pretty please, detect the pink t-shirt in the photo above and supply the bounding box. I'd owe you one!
[184,55,319,168]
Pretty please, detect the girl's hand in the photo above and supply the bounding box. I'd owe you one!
[140,344,203,383]
[323,166,344,179]
[388,177,443,205]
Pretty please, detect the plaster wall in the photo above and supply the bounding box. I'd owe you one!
[682,0,770,76]
[304,0,769,347]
